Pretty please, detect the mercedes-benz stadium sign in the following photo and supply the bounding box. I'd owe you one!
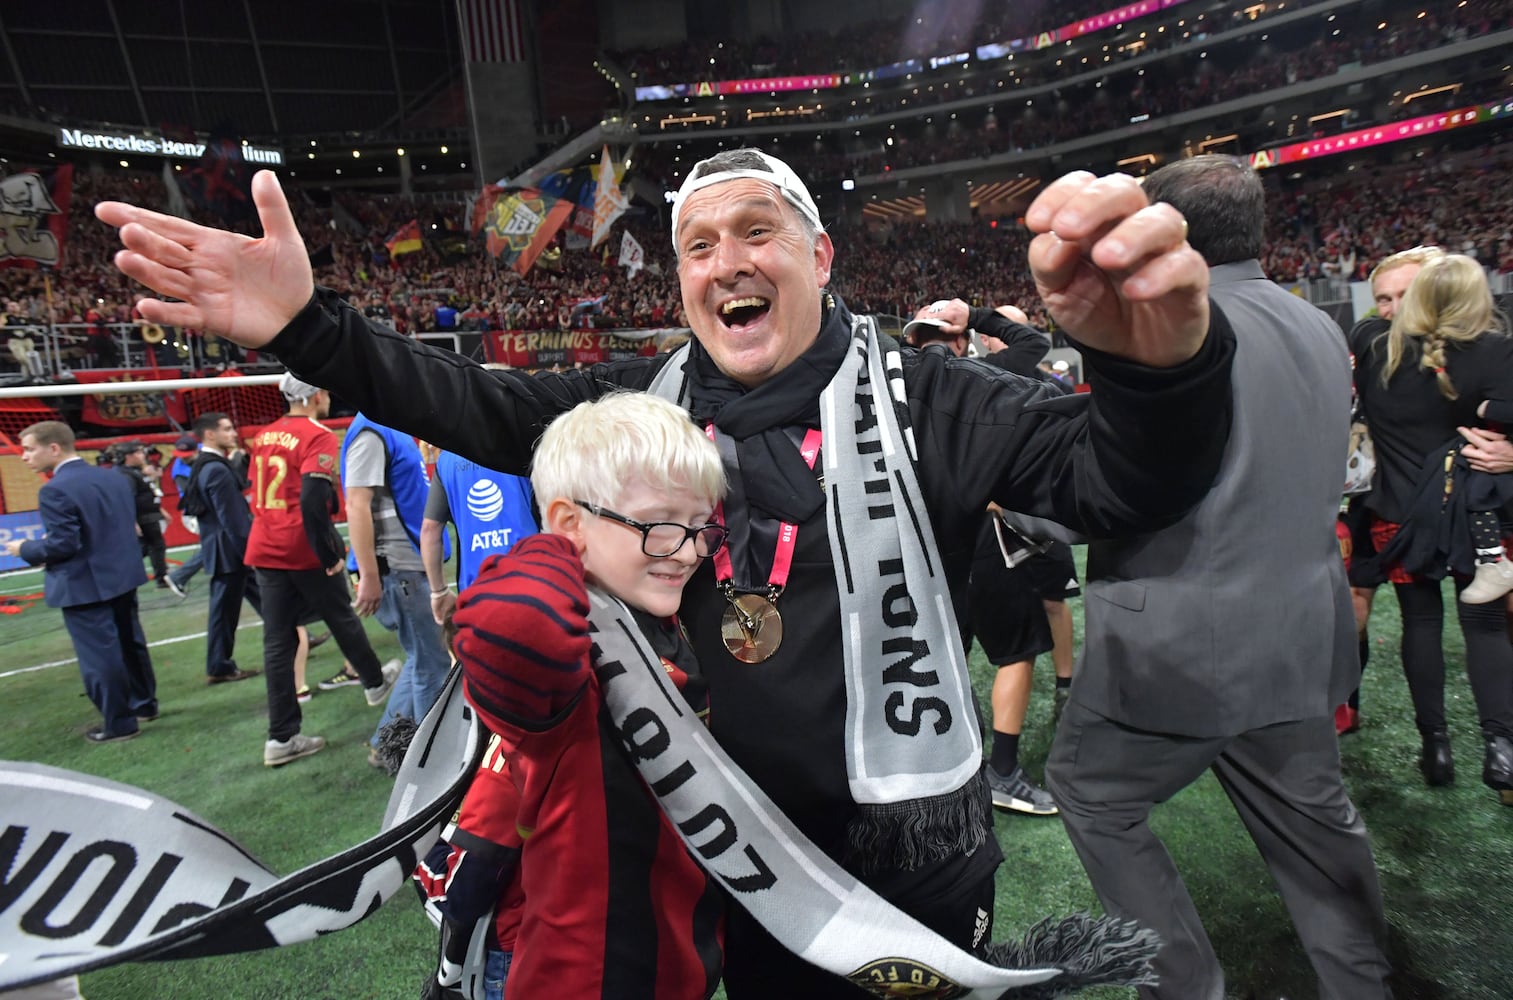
[57,127,283,166]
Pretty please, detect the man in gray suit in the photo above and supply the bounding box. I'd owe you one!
[1044,156,1393,998]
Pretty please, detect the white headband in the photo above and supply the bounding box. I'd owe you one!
[671,149,822,241]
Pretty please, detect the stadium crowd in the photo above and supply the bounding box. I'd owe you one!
[611,0,1507,106]
[2,145,1511,363]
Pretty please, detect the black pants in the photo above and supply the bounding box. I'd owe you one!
[1395,577,1513,739]
[206,567,261,677]
[255,567,383,741]
[138,516,167,582]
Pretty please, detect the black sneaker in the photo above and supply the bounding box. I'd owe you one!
[318,668,363,691]
[986,765,1059,816]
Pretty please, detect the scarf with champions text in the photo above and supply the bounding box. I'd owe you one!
[586,585,1158,998]
[650,298,988,870]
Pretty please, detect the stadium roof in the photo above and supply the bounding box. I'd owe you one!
[0,0,466,142]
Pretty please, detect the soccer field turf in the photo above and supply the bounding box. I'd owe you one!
[1,551,1508,999]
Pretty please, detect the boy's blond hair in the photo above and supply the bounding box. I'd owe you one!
[531,393,726,511]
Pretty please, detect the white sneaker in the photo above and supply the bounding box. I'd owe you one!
[264,733,326,767]
[365,659,403,707]
[165,576,188,599]
[1461,559,1513,605]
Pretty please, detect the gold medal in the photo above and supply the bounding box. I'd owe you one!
[721,592,783,663]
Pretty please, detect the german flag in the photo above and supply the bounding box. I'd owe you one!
[385,219,423,257]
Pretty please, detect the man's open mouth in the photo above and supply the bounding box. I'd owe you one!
[719,296,771,329]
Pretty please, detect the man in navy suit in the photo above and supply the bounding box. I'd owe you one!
[6,421,157,742]
[180,411,261,684]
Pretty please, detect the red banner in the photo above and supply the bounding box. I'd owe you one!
[483,329,656,369]
[72,370,190,428]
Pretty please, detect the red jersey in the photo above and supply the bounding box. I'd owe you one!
[244,414,340,571]
[455,535,724,1000]
[414,732,526,951]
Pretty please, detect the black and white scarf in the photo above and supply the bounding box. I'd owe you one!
[651,302,988,869]
[587,586,1158,998]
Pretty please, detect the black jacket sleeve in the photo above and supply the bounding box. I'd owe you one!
[906,300,1237,547]
[270,287,1235,546]
[966,306,1051,378]
[267,287,668,474]
[299,474,345,568]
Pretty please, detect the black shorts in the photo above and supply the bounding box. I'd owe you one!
[1022,541,1081,601]
[964,521,1068,666]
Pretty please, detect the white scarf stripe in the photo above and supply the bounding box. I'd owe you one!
[846,609,870,779]
[588,589,1063,997]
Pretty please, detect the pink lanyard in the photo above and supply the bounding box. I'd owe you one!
[707,425,822,595]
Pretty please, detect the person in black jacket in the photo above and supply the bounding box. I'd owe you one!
[116,442,169,588]
[99,151,1235,997]
[904,297,1078,817]
[180,411,262,684]
[1352,252,1513,802]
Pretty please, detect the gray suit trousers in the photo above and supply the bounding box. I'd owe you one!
[1046,702,1392,1000]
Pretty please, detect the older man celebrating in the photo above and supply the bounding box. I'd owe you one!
[99,150,1234,997]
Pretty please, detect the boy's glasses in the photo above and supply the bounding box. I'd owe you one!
[574,500,728,558]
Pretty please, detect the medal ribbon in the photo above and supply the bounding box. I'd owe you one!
[708,426,821,594]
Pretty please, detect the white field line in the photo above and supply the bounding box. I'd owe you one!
[0,620,262,679]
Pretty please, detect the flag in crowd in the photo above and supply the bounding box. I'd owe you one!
[0,165,72,270]
[385,219,423,257]
[538,164,596,250]
[591,145,629,249]
[619,230,645,278]
[160,161,189,219]
[459,0,526,63]
[180,128,252,222]
[472,185,573,275]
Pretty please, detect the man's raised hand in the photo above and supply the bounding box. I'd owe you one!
[95,170,314,349]
[1026,171,1209,368]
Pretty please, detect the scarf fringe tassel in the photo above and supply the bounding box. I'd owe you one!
[983,914,1162,999]
[844,769,992,873]
[374,716,420,777]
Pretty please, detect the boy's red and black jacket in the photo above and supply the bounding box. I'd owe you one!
[454,532,594,733]
[453,533,724,1000]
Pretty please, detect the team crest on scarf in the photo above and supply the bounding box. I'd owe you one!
[849,958,966,998]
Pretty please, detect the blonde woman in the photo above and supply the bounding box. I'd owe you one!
[1352,253,1513,804]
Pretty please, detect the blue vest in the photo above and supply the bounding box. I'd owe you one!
[340,413,451,572]
[171,455,194,490]
[434,450,537,589]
